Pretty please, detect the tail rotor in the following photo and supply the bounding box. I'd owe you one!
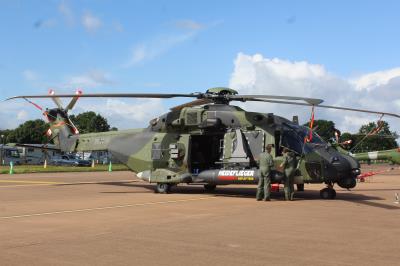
[65,89,82,111]
[46,89,82,135]
[22,89,83,151]
[48,89,63,109]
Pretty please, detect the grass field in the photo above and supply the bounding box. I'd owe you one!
[0,164,129,174]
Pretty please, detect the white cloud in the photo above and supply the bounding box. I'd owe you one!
[350,67,400,91]
[0,101,41,130]
[65,70,113,88]
[175,19,204,30]
[22,70,38,81]
[17,110,28,120]
[125,32,195,66]
[113,21,124,32]
[123,19,221,67]
[58,1,75,26]
[71,98,167,129]
[341,115,372,131]
[229,53,400,134]
[82,12,102,33]
[105,99,165,122]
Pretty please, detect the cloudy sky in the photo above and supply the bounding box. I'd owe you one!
[1,0,400,135]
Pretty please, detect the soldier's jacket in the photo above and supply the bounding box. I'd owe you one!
[259,152,274,177]
[282,152,298,177]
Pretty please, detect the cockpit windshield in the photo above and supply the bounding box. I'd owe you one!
[281,123,325,154]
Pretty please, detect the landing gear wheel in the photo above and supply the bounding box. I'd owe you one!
[297,184,304,191]
[155,183,171,194]
[204,184,217,192]
[320,188,336,199]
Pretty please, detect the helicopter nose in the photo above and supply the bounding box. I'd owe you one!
[328,154,359,189]
[308,146,358,188]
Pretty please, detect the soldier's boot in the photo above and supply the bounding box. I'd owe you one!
[284,187,290,201]
[256,190,264,201]
[289,191,295,201]
[289,184,295,201]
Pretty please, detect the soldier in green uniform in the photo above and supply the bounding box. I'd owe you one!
[256,144,274,201]
[280,147,298,201]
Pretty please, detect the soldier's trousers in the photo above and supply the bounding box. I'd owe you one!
[256,175,271,200]
[284,173,295,201]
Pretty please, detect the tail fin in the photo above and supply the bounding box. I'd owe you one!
[45,108,78,152]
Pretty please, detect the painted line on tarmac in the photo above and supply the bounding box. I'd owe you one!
[0,196,217,220]
[0,183,63,188]
[0,180,63,184]
[0,179,138,188]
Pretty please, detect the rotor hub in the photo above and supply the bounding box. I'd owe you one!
[204,87,238,104]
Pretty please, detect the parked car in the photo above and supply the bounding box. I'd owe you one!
[51,155,91,167]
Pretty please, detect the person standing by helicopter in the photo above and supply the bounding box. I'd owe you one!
[256,144,274,201]
[280,147,298,201]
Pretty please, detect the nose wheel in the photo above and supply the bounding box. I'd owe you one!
[320,187,336,199]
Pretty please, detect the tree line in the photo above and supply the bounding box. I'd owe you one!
[303,120,398,152]
[0,111,116,144]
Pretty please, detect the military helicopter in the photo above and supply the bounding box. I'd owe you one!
[335,121,400,165]
[7,87,400,199]
[353,149,400,165]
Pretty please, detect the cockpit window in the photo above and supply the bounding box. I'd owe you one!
[281,123,325,154]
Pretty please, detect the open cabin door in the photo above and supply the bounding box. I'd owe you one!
[188,134,225,174]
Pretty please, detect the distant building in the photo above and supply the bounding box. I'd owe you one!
[15,144,62,165]
[0,144,22,165]
[5,143,118,165]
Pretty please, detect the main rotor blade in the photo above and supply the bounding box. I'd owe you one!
[7,93,199,101]
[170,98,213,111]
[230,95,324,105]
[248,98,400,118]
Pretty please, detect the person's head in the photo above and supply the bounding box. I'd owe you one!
[266,144,273,153]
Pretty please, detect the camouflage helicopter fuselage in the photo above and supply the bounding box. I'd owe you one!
[48,103,360,193]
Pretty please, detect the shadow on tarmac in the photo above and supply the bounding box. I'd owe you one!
[56,180,398,210]
[94,181,399,209]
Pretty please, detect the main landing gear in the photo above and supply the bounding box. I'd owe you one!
[320,183,336,199]
[204,184,217,192]
[296,184,304,191]
[155,183,172,194]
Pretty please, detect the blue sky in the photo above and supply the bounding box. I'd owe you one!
[1,0,400,132]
